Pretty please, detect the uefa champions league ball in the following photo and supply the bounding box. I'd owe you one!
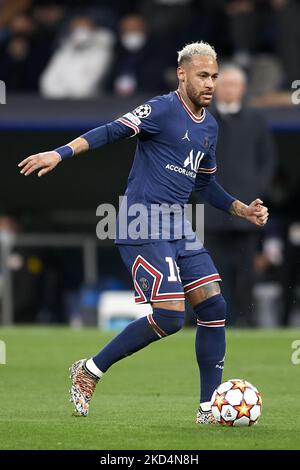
[211,379,262,427]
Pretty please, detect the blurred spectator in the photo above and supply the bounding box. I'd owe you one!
[106,14,166,96]
[203,64,277,326]
[271,174,300,325]
[40,15,114,98]
[225,0,279,67]
[138,1,230,89]
[32,3,66,70]
[0,7,65,91]
[0,0,299,97]
[226,0,300,90]
[0,0,31,29]
[283,221,300,325]
[0,14,37,90]
[0,215,43,323]
[271,0,300,88]
[226,0,258,68]
[139,0,194,64]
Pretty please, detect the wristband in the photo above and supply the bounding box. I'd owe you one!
[54,145,74,160]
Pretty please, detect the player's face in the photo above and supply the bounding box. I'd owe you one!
[179,55,219,107]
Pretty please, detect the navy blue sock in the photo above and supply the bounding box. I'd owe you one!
[93,308,184,372]
[194,294,226,404]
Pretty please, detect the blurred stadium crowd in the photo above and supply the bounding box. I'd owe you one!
[0,0,300,328]
[0,0,300,98]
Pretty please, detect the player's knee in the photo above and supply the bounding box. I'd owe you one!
[194,293,227,325]
[166,315,185,334]
[151,308,185,336]
[152,300,185,311]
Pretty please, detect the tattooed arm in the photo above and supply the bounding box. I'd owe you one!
[230,199,269,227]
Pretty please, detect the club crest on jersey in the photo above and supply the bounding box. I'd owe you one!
[183,150,205,172]
[133,104,151,119]
[139,277,150,291]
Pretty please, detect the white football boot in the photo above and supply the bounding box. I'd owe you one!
[196,403,217,424]
[69,359,99,417]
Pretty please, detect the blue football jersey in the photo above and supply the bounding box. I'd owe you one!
[114,90,218,244]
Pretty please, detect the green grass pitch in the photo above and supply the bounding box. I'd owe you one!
[0,326,300,450]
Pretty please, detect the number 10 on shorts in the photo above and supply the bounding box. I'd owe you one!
[165,257,180,282]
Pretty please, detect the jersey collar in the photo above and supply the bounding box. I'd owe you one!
[175,90,206,123]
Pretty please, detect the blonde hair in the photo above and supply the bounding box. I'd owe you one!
[177,41,217,65]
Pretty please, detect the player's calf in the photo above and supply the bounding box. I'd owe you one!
[69,308,185,417]
[194,293,227,422]
[91,307,185,374]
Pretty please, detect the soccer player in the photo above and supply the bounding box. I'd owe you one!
[19,42,268,424]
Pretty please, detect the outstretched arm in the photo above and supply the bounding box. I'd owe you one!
[18,118,136,177]
[18,136,89,177]
[19,99,164,177]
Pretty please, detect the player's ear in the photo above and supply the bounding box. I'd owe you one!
[177,66,186,83]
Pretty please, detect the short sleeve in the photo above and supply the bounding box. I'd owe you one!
[116,97,165,137]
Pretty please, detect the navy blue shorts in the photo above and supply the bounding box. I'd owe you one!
[118,239,221,304]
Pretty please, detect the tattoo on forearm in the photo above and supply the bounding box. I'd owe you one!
[230,200,247,218]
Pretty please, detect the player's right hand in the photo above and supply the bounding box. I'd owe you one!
[18,151,62,177]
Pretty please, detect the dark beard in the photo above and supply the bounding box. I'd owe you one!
[186,83,208,108]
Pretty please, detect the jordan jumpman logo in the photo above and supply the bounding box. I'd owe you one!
[182,130,190,141]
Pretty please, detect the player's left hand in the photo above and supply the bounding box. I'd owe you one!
[246,199,269,226]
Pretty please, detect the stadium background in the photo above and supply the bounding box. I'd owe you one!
[0,0,300,451]
[1,0,300,327]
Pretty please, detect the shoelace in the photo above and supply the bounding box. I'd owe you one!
[197,409,216,423]
[204,413,216,424]
[74,366,98,400]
